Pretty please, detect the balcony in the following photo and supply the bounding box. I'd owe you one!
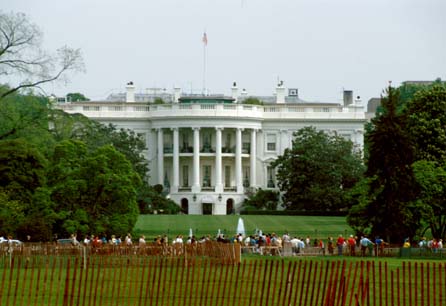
[57,102,365,121]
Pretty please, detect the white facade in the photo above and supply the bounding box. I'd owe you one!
[56,84,365,215]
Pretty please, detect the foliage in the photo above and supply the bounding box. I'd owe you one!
[242,188,279,211]
[67,92,89,102]
[49,111,149,180]
[0,87,55,151]
[153,97,165,104]
[412,160,446,239]
[274,127,364,211]
[348,87,421,242]
[0,190,25,236]
[0,11,84,99]
[0,138,47,202]
[0,139,57,240]
[49,140,141,237]
[405,84,446,162]
[241,97,263,105]
[137,184,180,214]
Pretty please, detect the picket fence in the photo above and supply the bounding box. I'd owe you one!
[0,251,445,306]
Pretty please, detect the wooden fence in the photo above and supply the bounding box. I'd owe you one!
[0,242,241,264]
[0,256,445,306]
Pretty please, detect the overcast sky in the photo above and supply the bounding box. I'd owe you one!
[5,0,446,103]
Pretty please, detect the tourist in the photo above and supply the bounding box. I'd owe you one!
[360,236,374,256]
[327,237,334,255]
[336,235,345,256]
[347,235,356,256]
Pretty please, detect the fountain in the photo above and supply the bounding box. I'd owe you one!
[236,217,246,237]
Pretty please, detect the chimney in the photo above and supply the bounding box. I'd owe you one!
[231,81,239,103]
[173,87,181,103]
[276,80,285,103]
[354,95,363,107]
[126,81,135,102]
[343,90,353,106]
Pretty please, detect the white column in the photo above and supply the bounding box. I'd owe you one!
[236,128,243,193]
[157,128,164,186]
[192,127,201,193]
[215,127,223,193]
[172,127,179,193]
[250,129,257,188]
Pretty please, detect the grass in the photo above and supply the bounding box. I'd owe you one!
[134,215,353,240]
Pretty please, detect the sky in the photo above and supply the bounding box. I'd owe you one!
[4,0,446,103]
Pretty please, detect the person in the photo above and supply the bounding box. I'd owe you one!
[432,238,439,253]
[336,235,345,256]
[327,237,334,255]
[374,236,383,256]
[403,238,411,248]
[360,236,374,256]
[125,233,132,245]
[347,235,356,256]
[319,239,325,255]
[139,235,146,246]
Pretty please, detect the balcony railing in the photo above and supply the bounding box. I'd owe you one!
[57,102,364,121]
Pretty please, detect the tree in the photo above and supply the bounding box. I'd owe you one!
[242,188,279,211]
[348,86,421,242]
[405,84,446,162]
[241,97,263,105]
[412,160,446,239]
[0,11,84,100]
[0,88,56,151]
[0,138,47,203]
[274,127,364,211]
[67,92,89,102]
[137,184,180,214]
[0,138,57,240]
[49,140,141,237]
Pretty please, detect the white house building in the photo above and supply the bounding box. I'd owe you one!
[55,82,365,215]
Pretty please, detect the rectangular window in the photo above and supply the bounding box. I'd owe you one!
[224,133,232,153]
[164,133,172,153]
[202,132,212,152]
[243,167,250,187]
[181,132,191,152]
[242,142,250,154]
[225,166,231,187]
[266,134,277,152]
[267,166,275,188]
[182,165,189,187]
[203,165,211,187]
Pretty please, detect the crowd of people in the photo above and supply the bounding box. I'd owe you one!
[57,232,445,257]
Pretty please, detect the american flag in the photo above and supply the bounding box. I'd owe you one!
[202,32,208,46]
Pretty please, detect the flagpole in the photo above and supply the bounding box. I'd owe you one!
[202,31,207,95]
[203,42,206,95]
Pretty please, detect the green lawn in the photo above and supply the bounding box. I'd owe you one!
[134,215,353,240]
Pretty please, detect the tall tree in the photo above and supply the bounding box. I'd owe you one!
[0,11,84,100]
[274,127,364,211]
[49,140,141,237]
[348,86,421,242]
